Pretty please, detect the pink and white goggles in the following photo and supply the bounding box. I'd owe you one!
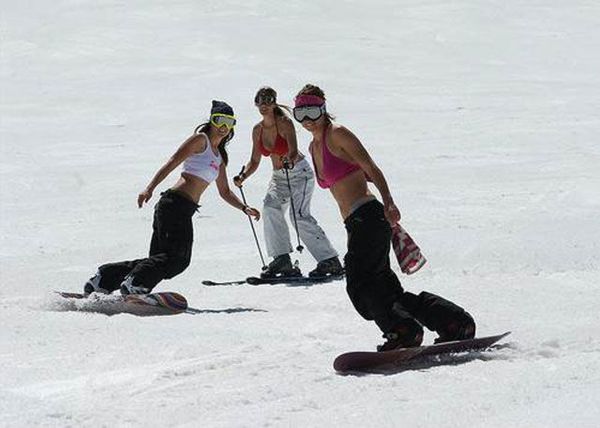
[293,94,326,122]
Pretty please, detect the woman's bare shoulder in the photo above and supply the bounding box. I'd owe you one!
[331,123,357,139]
[278,115,295,131]
[252,122,262,138]
[186,132,208,151]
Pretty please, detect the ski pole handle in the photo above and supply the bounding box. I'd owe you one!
[234,166,247,188]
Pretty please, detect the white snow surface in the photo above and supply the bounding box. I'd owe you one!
[2,1,600,427]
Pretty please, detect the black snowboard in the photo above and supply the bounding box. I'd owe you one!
[334,331,511,373]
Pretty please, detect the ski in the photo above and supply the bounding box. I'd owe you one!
[201,279,247,286]
[246,274,344,285]
[202,274,344,286]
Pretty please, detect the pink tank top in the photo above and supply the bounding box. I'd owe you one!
[309,125,361,189]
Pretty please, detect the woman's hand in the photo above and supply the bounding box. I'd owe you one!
[137,189,153,208]
[233,172,246,188]
[281,157,294,170]
[243,206,261,221]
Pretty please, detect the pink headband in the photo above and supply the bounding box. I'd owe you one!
[294,94,325,108]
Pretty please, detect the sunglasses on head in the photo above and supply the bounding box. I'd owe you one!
[210,113,236,130]
[254,94,276,105]
[293,104,326,122]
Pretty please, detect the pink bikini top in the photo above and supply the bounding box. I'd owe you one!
[309,125,361,189]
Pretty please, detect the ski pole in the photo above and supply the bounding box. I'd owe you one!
[237,167,267,269]
[282,160,304,253]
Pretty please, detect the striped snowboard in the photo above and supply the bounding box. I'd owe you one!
[55,291,188,316]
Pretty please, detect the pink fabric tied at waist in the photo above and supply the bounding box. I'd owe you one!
[391,223,427,275]
[294,94,325,107]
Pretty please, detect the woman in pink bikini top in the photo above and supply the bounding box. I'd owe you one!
[294,87,400,222]
[292,85,471,354]
[309,124,361,189]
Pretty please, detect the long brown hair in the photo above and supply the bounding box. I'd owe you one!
[255,86,293,119]
[295,84,336,121]
[194,121,231,166]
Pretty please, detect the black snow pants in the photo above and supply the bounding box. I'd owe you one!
[344,200,472,337]
[96,189,198,292]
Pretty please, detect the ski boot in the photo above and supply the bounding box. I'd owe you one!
[261,254,301,279]
[120,275,151,295]
[377,321,424,352]
[308,256,344,277]
[83,271,110,295]
[434,313,476,344]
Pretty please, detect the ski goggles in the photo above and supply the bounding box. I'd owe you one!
[254,94,276,105]
[210,113,237,130]
[293,104,326,122]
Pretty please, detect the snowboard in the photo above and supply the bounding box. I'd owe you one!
[55,291,188,316]
[202,273,344,286]
[334,331,511,373]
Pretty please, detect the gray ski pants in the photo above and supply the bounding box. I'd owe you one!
[263,158,338,262]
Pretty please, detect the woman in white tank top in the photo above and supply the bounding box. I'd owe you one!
[83,101,260,296]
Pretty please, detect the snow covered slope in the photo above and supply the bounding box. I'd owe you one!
[1,1,599,426]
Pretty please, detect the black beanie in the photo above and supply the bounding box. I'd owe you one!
[211,100,234,116]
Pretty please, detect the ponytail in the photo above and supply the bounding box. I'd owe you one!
[274,104,292,118]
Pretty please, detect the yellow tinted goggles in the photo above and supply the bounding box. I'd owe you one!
[210,113,237,130]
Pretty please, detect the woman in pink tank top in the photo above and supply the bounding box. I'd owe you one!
[233,86,343,278]
[294,84,476,352]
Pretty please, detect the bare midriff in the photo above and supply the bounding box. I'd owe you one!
[269,152,304,170]
[329,169,375,219]
[171,173,211,203]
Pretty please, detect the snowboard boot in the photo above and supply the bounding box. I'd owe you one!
[308,256,344,277]
[119,275,151,296]
[83,271,110,295]
[433,312,476,344]
[261,254,301,278]
[377,321,424,352]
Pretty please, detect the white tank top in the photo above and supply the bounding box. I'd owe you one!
[182,133,222,183]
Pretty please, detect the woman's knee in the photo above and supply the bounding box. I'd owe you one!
[164,255,191,279]
[263,192,283,209]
